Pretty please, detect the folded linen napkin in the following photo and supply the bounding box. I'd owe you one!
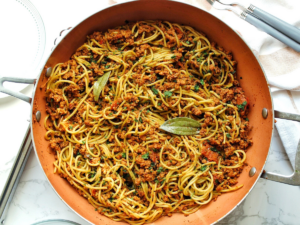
[111,0,300,168]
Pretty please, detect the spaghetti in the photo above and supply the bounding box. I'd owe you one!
[44,21,252,224]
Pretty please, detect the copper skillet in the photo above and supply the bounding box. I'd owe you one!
[1,0,300,224]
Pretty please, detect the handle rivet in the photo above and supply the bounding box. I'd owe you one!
[36,111,41,122]
[46,67,52,77]
[249,167,256,177]
[262,108,268,119]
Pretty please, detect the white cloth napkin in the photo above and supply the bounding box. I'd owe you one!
[112,0,300,168]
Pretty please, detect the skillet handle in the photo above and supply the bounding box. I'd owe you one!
[261,110,300,185]
[0,77,36,104]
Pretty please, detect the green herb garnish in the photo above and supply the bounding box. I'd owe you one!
[201,165,207,171]
[237,101,247,111]
[164,91,172,98]
[157,167,163,174]
[142,152,149,160]
[152,87,159,95]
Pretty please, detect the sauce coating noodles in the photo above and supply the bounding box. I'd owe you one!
[44,21,252,224]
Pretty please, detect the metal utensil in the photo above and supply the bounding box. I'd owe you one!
[207,0,300,52]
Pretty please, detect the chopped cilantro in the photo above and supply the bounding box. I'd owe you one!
[82,141,86,144]
[122,152,126,158]
[180,57,184,62]
[139,117,143,123]
[197,57,203,62]
[171,55,176,59]
[158,102,161,106]
[164,91,172,98]
[186,41,190,44]
[89,172,95,178]
[151,87,159,95]
[90,53,97,63]
[232,70,236,74]
[194,84,200,92]
[134,118,138,123]
[210,147,217,152]
[245,117,249,121]
[226,133,231,138]
[142,152,149,160]
[200,165,207,171]
[105,65,110,69]
[171,47,176,52]
[157,167,163,174]
[69,126,73,129]
[101,61,107,64]
[237,101,247,111]
[161,178,166,184]
[200,79,205,86]
[108,196,114,202]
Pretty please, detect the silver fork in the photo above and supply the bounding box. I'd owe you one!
[207,0,300,52]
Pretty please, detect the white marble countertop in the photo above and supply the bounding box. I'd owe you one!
[1,0,300,224]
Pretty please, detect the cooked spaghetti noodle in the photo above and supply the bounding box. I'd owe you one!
[44,21,252,224]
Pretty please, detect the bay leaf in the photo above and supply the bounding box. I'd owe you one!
[160,117,201,135]
[93,71,111,101]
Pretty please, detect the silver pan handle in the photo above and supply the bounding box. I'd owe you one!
[261,110,300,185]
[0,77,36,104]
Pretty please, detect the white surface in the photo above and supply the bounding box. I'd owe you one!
[0,0,300,225]
[0,0,45,98]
